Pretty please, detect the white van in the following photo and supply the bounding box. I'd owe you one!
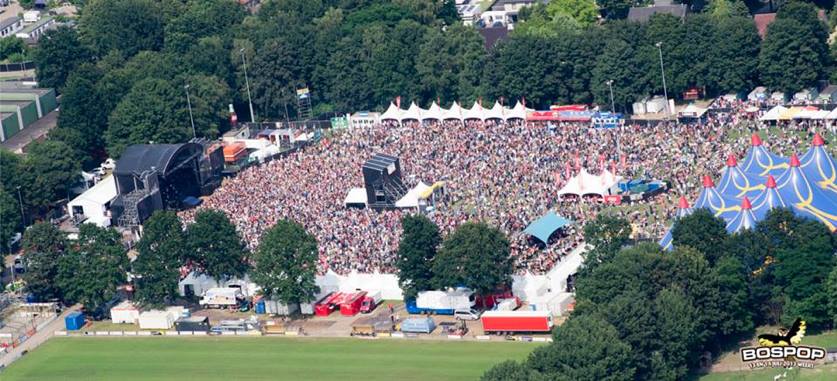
[453,309,481,321]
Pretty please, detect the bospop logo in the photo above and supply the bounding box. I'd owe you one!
[740,318,826,369]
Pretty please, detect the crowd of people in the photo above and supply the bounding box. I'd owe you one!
[179,98,830,276]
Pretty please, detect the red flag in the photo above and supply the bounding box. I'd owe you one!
[564,162,571,180]
[574,152,581,171]
[396,96,401,108]
[230,113,238,126]
[598,154,605,171]
[620,154,626,170]
[522,97,526,108]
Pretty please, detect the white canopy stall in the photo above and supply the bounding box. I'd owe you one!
[395,182,431,208]
[557,169,621,198]
[759,105,787,122]
[422,102,443,121]
[485,101,506,120]
[400,102,422,122]
[463,101,485,121]
[442,101,464,121]
[505,101,528,120]
[380,102,402,122]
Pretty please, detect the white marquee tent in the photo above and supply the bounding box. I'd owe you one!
[395,181,431,208]
[442,101,464,121]
[401,102,422,121]
[463,102,485,120]
[557,168,621,197]
[380,102,402,121]
[422,102,443,121]
[485,101,505,120]
[759,105,787,121]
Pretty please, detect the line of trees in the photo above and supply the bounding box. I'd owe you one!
[29,0,834,171]
[482,208,837,380]
[396,215,515,299]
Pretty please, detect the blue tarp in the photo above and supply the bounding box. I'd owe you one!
[523,211,572,244]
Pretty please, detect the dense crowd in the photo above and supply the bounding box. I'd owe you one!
[180,100,828,276]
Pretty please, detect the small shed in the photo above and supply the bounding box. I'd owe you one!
[794,88,818,102]
[748,86,767,101]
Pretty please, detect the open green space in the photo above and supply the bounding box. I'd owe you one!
[1,337,539,381]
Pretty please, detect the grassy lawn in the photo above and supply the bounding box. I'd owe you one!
[1,337,539,381]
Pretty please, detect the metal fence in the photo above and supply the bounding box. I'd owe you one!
[0,61,36,73]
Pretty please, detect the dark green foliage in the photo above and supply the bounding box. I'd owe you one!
[481,360,544,381]
[22,140,81,208]
[671,208,729,265]
[57,224,128,316]
[56,63,108,167]
[21,222,67,301]
[580,214,631,274]
[432,222,513,295]
[133,211,185,308]
[252,220,320,306]
[33,27,93,91]
[79,0,164,57]
[758,2,829,92]
[396,214,441,299]
[527,314,635,380]
[0,37,28,61]
[0,189,22,252]
[185,209,249,281]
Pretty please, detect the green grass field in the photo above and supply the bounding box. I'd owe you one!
[1,337,539,381]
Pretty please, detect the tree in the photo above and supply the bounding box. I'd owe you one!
[581,214,631,274]
[250,38,302,120]
[826,265,837,327]
[56,63,107,167]
[106,78,191,157]
[21,222,67,301]
[177,74,232,138]
[79,0,164,57]
[133,211,185,308]
[758,2,829,93]
[396,214,441,299]
[57,224,128,316]
[713,255,753,339]
[185,209,249,281]
[415,24,485,105]
[252,220,320,307]
[0,149,24,192]
[0,190,22,253]
[597,0,637,20]
[591,37,654,112]
[22,140,81,208]
[546,0,600,27]
[652,287,700,380]
[482,361,544,381]
[432,222,513,295]
[33,27,93,90]
[527,314,635,381]
[670,208,729,265]
[0,37,28,61]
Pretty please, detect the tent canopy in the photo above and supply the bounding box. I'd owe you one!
[442,101,464,120]
[380,102,402,121]
[759,105,787,121]
[344,187,367,206]
[395,182,431,208]
[523,211,572,244]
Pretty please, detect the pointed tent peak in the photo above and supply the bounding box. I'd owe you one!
[812,133,824,147]
[741,197,752,210]
[789,153,801,167]
[726,154,738,167]
[677,196,690,209]
[702,175,715,188]
[751,133,763,146]
[766,174,777,189]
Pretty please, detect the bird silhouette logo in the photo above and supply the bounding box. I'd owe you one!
[757,318,806,347]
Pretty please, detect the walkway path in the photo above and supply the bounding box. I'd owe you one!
[0,305,79,369]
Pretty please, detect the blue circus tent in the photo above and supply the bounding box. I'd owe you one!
[694,175,740,221]
[726,197,758,233]
[523,211,573,244]
[717,154,767,199]
[774,155,837,232]
[799,133,837,194]
[659,196,695,251]
[750,175,789,221]
[740,133,789,177]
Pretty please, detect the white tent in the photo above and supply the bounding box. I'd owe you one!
[344,187,367,206]
[395,182,431,208]
[759,105,787,121]
[380,102,402,121]
[827,108,837,119]
[422,102,443,121]
[463,101,485,120]
[557,168,616,197]
[400,102,422,122]
[67,175,117,227]
[505,101,527,120]
[678,104,707,118]
[485,101,505,120]
[442,101,464,121]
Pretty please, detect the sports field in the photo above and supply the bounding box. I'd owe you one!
[1,337,539,381]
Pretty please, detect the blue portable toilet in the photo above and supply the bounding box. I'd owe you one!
[255,300,266,314]
[65,312,85,331]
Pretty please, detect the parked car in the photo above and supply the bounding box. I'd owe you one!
[454,309,481,321]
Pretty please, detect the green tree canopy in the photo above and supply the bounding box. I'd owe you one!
[671,208,729,265]
[581,214,631,274]
[0,189,22,253]
[33,27,93,91]
[252,220,320,306]
[133,211,185,308]
[106,78,191,157]
[432,222,513,295]
[79,0,164,57]
[396,214,441,299]
[185,209,249,281]
[58,224,128,316]
[22,140,81,208]
[56,63,107,167]
[22,222,67,301]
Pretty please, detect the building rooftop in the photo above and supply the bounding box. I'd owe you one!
[479,26,509,50]
[18,16,53,34]
[627,3,687,23]
[0,16,21,30]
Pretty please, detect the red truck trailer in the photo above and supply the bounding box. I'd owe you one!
[481,310,553,334]
[338,291,367,316]
[314,292,341,317]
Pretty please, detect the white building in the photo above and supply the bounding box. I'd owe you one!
[0,17,23,38]
[348,111,380,129]
[16,17,56,43]
[67,175,117,227]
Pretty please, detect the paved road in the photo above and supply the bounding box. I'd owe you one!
[0,305,79,369]
[0,108,59,153]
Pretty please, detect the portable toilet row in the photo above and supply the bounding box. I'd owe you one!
[65,312,85,331]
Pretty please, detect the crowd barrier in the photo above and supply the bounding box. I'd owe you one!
[55,330,552,342]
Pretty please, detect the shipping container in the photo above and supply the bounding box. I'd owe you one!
[481,310,553,334]
[64,312,85,331]
[338,291,367,316]
[175,316,210,332]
